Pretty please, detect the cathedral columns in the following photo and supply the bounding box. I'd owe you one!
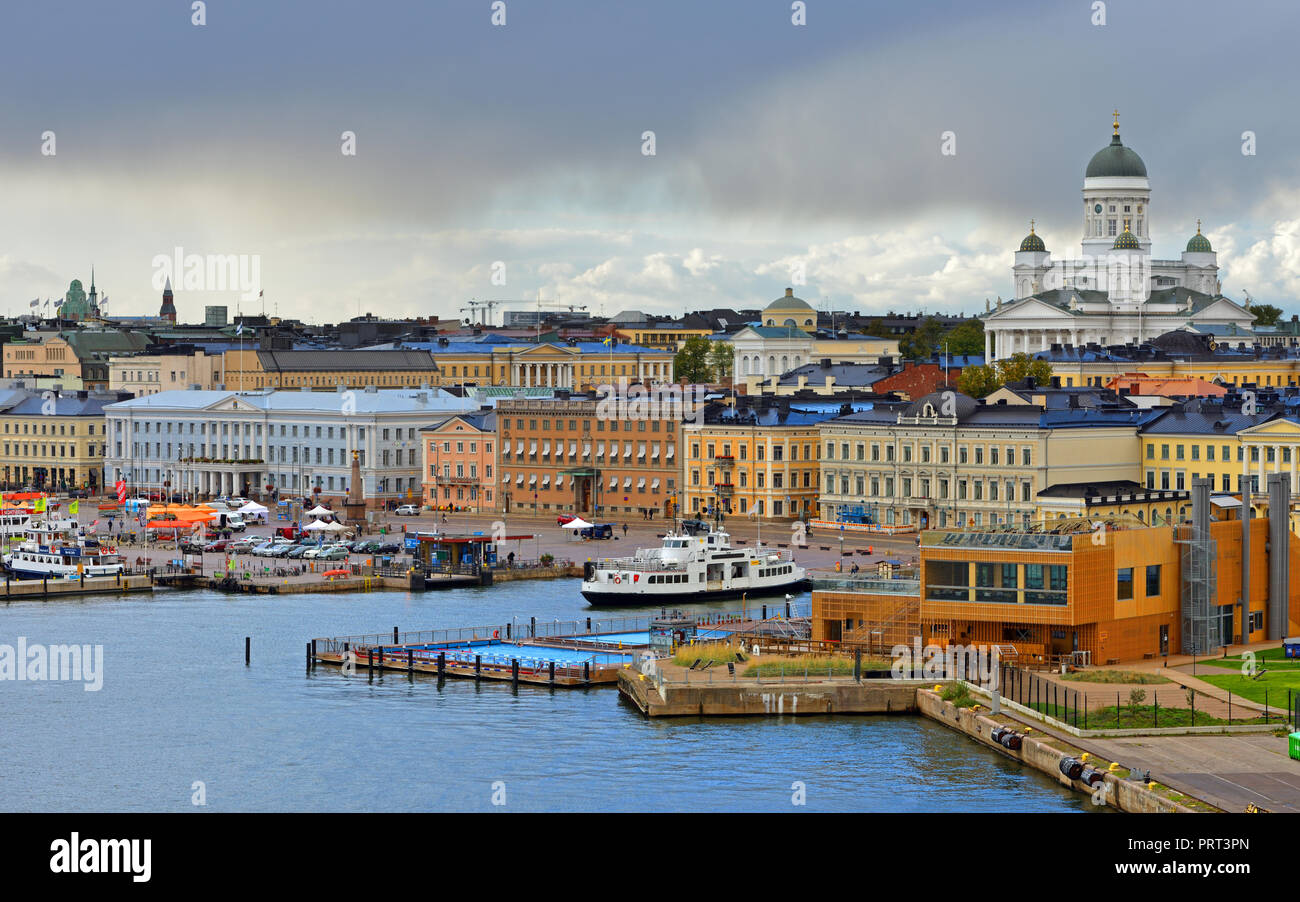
[984,329,992,362]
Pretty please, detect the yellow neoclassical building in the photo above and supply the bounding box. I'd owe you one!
[224,340,674,391]
[0,391,116,492]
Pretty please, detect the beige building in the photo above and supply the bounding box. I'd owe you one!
[109,349,225,396]
[817,392,1144,530]
[0,391,117,493]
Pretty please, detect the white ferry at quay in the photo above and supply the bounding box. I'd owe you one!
[580,528,808,606]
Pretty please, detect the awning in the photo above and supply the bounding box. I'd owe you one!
[583,443,591,458]
[501,472,510,483]
[555,474,565,489]
[529,475,537,485]
[529,441,537,454]
[637,478,646,489]
[637,443,646,457]
[666,445,676,459]
[542,475,551,487]
[596,445,605,458]
[623,477,632,489]
[651,478,660,490]
[515,440,523,455]
[516,474,525,485]
[542,441,551,455]
[568,441,577,455]
[652,446,660,459]
[623,444,633,458]
[608,477,618,490]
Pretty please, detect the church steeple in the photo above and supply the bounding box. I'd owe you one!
[160,276,177,324]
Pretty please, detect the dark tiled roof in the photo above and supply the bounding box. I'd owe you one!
[256,349,438,371]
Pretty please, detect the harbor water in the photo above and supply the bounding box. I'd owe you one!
[0,580,1100,812]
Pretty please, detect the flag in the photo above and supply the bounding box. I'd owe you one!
[116,480,127,503]
[34,497,46,513]
[28,298,38,308]
[69,500,79,515]
[602,335,615,347]
[236,323,244,336]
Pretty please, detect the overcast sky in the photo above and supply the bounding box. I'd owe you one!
[3,0,1300,324]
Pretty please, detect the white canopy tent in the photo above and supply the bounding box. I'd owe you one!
[560,517,594,530]
[306,505,334,518]
[303,519,332,532]
[238,501,269,521]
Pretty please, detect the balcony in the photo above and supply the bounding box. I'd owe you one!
[435,475,479,485]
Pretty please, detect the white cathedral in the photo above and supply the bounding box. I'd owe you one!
[983,112,1255,361]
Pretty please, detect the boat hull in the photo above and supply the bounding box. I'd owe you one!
[580,576,809,607]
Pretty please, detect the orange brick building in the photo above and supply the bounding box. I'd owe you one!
[813,512,1300,665]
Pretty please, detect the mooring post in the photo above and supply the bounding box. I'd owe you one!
[306,641,311,670]
[438,651,446,676]
[853,648,861,682]
[583,661,590,683]
[762,604,767,620]
[245,636,250,665]
[368,649,374,679]
[475,654,482,680]
[407,649,413,675]
[586,617,591,633]
[549,661,555,685]
[530,616,536,638]
[506,623,512,639]
[512,659,519,685]
[393,627,399,644]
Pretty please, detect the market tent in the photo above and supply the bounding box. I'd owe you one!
[560,517,594,530]
[237,501,269,520]
[306,505,334,518]
[323,521,349,532]
[302,519,331,531]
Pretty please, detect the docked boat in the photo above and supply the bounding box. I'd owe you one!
[3,536,123,580]
[580,528,807,605]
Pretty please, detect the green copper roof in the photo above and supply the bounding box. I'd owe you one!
[1018,231,1046,253]
[1186,230,1213,254]
[1112,228,1141,250]
[1086,133,1147,178]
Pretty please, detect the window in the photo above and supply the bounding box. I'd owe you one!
[1117,568,1134,601]
[1146,564,1161,597]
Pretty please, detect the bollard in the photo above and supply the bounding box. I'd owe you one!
[407,649,414,675]
[854,648,861,682]
[586,617,592,633]
[245,636,250,665]
[506,623,512,639]
[368,649,374,678]
[512,659,519,685]
[786,601,790,618]
[438,651,446,676]
[762,605,767,620]
[306,641,311,670]
[475,654,481,680]
[549,661,555,685]
[583,661,590,683]
[393,627,399,644]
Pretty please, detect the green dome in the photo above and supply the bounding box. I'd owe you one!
[1086,133,1147,178]
[1112,228,1141,250]
[1186,228,1212,254]
[1019,230,1046,253]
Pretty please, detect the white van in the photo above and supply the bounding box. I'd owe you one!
[219,512,247,532]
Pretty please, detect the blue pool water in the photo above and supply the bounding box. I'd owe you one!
[410,640,631,666]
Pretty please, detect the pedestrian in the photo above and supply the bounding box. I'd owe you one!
[622,523,628,536]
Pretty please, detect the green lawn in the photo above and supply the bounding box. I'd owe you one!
[1197,648,1300,671]
[1067,669,1172,684]
[1195,668,1300,711]
[1028,703,1270,729]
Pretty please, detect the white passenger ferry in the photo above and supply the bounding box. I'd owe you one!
[3,537,123,580]
[580,528,807,606]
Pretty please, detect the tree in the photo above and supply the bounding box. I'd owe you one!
[995,352,1054,387]
[707,340,733,382]
[941,318,985,357]
[673,335,713,383]
[898,317,946,360]
[957,365,1001,398]
[1251,303,1283,327]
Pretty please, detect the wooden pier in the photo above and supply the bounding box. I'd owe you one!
[0,572,153,599]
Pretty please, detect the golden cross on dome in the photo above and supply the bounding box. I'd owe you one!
[1197,218,1202,234]
[1113,109,1120,135]
[1029,219,1035,233]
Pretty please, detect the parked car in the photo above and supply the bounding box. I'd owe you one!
[227,538,256,554]
[251,540,285,557]
[316,545,350,561]
[181,539,206,554]
[287,544,312,559]
[557,513,578,526]
[376,542,401,554]
[395,504,420,516]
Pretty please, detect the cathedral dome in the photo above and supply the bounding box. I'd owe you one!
[1086,133,1147,179]
[1186,224,1213,254]
[1112,228,1141,250]
[1018,227,1046,253]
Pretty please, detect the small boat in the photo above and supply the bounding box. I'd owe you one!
[580,527,807,606]
[3,536,123,580]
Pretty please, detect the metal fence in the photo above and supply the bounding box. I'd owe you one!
[997,663,1298,730]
